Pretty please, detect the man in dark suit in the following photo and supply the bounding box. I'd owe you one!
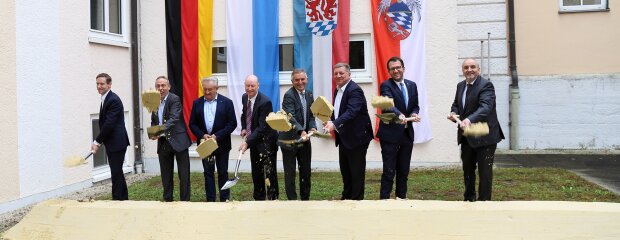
[323,63,373,200]
[91,73,130,200]
[448,58,504,201]
[150,76,192,202]
[278,69,317,200]
[239,75,279,200]
[376,57,420,199]
[189,77,237,202]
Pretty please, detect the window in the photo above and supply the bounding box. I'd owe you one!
[210,35,372,84]
[213,47,227,74]
[559,0,608,12]
[89,0,129,47]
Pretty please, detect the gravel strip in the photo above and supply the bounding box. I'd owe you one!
[0,173,155,233]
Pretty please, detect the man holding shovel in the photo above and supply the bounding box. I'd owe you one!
[447,58,504,201]
[239,75,279,200]
[151,76,192,202]
[376,57,420,200]
[91,73,130,200]
[189,77,237,202]
[278,69,316,200]
[323,63,373,200]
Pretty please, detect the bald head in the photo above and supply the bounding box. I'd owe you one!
[244,75,259,98]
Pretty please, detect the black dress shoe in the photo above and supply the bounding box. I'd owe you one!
[464,198,476,202]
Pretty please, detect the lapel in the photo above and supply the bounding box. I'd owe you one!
[101,91,114,117]
[162,94,171,123]
[339,82,351,115]
[390,79,407,112]
[457,81,466,112]
[212,96,222,127]
[252,93,260,121]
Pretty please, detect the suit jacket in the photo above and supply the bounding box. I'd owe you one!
[96,91,130,152]
[188,94,237,154]
[332,80,373,149]
[450,75,504,148]
[151,93,192,153]
[376,78,420,143]
[278,87,317,148]
[241,92,278,153]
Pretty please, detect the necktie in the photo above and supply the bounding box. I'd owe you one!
[300,92,307,129]
[246,100,252,136]
[158,99,166,125]
[462,84,472,110]
[399,82,408,109]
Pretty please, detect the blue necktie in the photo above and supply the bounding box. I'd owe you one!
[400,82,408,109]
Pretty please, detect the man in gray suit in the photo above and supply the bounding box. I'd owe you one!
[151,76,192,202]
[278,69,317,200]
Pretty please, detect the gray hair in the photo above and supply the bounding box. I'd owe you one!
[291,68,307,78]
[333,62,351,72]
[201,77,219,87]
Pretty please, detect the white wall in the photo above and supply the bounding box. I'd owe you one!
[457,0,510,149]
[517,74,620,150]
[1,0,136,213]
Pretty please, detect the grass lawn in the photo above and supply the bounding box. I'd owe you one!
[97,168,620,202]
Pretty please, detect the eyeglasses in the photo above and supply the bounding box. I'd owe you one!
[389,66,403,71]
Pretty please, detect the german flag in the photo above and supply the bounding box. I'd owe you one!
[165,0,212,141]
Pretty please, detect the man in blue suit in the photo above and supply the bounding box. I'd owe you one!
[189,77,237,202]
[91,73,130,200]
[376,57,420,199]
[323,63,373,200]
[239,75,279,200]
[151,76,192,202]
[448,58,504,201]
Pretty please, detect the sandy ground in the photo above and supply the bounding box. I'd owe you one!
[0,173,155,233]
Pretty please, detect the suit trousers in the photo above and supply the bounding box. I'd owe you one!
[461,138,496,201]
[158,138,191,201]
[250,147,279,200]
[379,131,413,199]
[107,148,128,200]
[202,151,230,202]
[339,144,368,200]
[281,142,312,200]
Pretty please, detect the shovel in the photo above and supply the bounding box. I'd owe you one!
[221,150,243,190]
[451,115,489,137]
[64,151,94,167]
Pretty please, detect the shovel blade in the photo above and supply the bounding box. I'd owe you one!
[220,177,239,190]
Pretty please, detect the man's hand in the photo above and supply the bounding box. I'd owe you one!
[410,113,421,122]
[399,114,406,124]
[240,129,247,137]
[323,121,335,133]
[447,112,458,122]
[91,143,99,154]
[460,118,471,128]
[239,141,248,154]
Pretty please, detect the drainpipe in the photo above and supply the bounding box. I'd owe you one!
[507,0,520,150]
[130,0,144,172]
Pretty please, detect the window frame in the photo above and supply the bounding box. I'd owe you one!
[559,0,609,13]
[89,0,130,47]
[211,34,372,86]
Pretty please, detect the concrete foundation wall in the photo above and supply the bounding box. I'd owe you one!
[5,199,620,239]
[517,74,620,150]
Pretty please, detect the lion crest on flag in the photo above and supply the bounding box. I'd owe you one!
[377,0,422,40]
[305,0,339,36]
